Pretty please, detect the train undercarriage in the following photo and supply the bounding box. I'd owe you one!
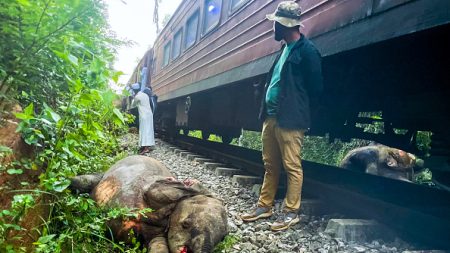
[155,23,450,183]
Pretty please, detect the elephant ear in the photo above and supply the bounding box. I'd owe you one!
[69,173,104,194]
[144,179,211,210]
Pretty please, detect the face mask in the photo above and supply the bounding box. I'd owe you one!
[274,22,284,42]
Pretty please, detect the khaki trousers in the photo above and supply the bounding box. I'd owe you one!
[257,117,305,212]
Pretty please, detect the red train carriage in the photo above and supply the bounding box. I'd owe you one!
[132,0,450,177]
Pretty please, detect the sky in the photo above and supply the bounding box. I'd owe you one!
[106,0,183,87]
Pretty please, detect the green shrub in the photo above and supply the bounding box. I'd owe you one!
[302,136,369,166]
[0,0,144,251]
[213,234,239,253]
[232,130,369,166]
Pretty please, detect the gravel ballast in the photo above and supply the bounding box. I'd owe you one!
[124,136,419,253]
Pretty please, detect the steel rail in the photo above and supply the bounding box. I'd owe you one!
[165,133,450,249]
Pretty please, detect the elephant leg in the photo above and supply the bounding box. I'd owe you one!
[69,173,104,193]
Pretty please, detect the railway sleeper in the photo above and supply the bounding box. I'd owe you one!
[215,167,243,177]
[203,162,227,171]
[193,157,214,164]
[231,175,262,186]
[179,151,192,158]
[173,149,187,154]
[325,219,395,243]
[186,154,203,161]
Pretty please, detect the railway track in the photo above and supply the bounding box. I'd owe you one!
[160,133,450,250]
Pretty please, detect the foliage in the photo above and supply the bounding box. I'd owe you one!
[0,145,13,171]
[0,193,37,252]
[2,193,148,252]
[213,234,239,253]
[414,168,433,186]
[32,194,151,253]
[355,111,384,134]
[233,128,436,185]
[208,134,223,143]
[416,131,432,156]
[185,130,223,143]
[231,130,262,151]
[231,130,369,166]
[0,0,122,107]
[0,0,145,252]
[187,130,202,139]
[193,126,433,178]
[302,136,370,166]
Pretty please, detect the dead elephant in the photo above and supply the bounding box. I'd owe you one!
[70,155,228,253]
[340,144,424,182]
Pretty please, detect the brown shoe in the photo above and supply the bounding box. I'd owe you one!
[240,207,273,222]
[270,212,300,231]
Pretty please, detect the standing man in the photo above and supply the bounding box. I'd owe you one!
[240,1,323,231]
[130,82,155,154]
[142,86,158,115]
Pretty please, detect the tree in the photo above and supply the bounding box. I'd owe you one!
[0,1,136,251]
[0,0,122,108]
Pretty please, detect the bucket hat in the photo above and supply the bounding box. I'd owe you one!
[266,1,304,28]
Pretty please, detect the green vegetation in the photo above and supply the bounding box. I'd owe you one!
[183,129,222,142]
[230,130,368,167]
[302,136,369,166]
[231,129,434,185]
[0,0,147,252]
[213,234,239,253]
[201,126,434,185]
[416,131,432,155]
[356,111,384,134]
[232,130,262,151]
[414,168,433,186]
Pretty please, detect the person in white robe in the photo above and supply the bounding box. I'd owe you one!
[130,83,155,154]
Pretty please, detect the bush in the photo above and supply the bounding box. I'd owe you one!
[0,0,142,251]
[232,130,369,166]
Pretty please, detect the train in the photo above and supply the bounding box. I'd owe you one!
[128,0,450,181]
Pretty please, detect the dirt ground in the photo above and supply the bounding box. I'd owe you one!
[1,113,48,250]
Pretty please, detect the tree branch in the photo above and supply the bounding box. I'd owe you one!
[35,0,53,34]
[8,7,88,83]
[35,13,82,47]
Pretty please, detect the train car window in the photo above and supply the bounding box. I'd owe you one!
[185,10,200,50]
[172,29,183,59]
[202,0,222,35]
[163,42,171,67]
[229,0,249,13]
